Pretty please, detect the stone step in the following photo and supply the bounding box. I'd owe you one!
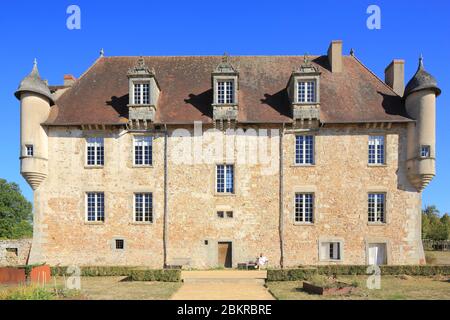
[183,278,265,285]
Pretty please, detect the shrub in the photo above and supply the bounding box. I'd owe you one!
[126,269,181,282]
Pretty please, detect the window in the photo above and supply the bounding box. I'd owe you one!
[217,211,233,218]
[217,80,234,104]
[134,136,152,166]
[86,137,104,166]
[86,192,105,222]
[320,242,341,261]
[295,193,314,223]
[216,164,234,193]
[368,193,385,223]
[420,145,431,158]
[133,82,150,105]
[134,193,153,222]
[26,145,33,157]
[368,136,385,164]
[115,239,124,250]
[297,81,316,103]
[295,135,314,165]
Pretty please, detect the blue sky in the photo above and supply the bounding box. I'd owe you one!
[0,0,448,213]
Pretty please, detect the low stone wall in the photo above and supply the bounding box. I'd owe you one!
[0,239,32,266]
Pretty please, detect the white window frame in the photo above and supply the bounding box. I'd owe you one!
[294,193,314,223]
[420,145,431,158]
[368,135,385,165]
[297,80,316,103]
[319,241,342,261]
[295,135,314,165]
[216,164,234,194]
[368,193,386,223]
[25,145,34,157]
[133,193,153,223]
[85,192,105,222]
[133,136,153,166]
[216,80,235,104]
[132,81,150,105]
[86,137,104,166]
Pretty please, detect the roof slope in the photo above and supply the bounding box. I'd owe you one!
[45,55,411,125]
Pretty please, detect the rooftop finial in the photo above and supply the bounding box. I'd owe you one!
[419,54,424,69]
[303,53,309,65]
[350,48,354,56]
[33,58,37,67]
[222,52,229,63]
[100,48,104,57]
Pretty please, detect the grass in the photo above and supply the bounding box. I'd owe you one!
[425,251,450,265]
[0,277,182,300]
[267,275,450,300]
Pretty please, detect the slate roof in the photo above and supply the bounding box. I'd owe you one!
[44,55,412,126]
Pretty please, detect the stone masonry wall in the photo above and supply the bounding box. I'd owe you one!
[28,123,424,268]
[0,239,31,266]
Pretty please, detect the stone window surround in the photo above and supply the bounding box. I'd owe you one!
[364,238,391,265]
[131,133,153,168]
[111,237,126,251]
[293,133,316,166]
[85,136,105,167]
[83,191,106,224]
[292,186,317,225]
[82,131,107,169]
[368,134,387,166]
[214,162,236,196]
[129,78,153,106]
[212,75,239,106]
[367,186,389,225]
[318,237,344,263]
[132,192,153,224]
[292,75,321,105]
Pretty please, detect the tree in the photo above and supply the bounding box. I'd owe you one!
[0,179,33,239]
[422,205,449,241]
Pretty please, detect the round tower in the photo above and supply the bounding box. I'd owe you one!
[14,59,54,190]
[404,56,441,191]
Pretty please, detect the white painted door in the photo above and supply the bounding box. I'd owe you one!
[368,243,386,265]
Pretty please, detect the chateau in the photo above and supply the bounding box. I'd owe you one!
[15,41,441,268]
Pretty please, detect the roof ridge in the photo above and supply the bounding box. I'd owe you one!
[350,54,400,97]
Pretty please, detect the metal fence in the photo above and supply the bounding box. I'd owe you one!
[423,239,450,251]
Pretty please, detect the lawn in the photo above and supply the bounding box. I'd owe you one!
[0,276,182,300]
[267,275,450,300]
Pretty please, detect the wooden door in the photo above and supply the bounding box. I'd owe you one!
[218,242,232,268]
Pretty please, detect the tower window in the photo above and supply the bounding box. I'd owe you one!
[420,145,431,158]
[217,80,234,104]
[25,145,34,157]
[368,136,385,164]
[133,82,150,105]
[297,81,316,103]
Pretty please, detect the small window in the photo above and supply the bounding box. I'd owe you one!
[217,211,233,218]
[368,193,385,223]
[295,193,314,223]
[217,211,224,218]
[25,145,34,157]
[216,164,234,193]
[368,136,385,164]
[297,81,316,103]
[134,193,153,222]
[226,211,233,218]
[295,135,314,165]
[86,137,104,166]
[115,239,124,250]
[134,136,152,166]
[86,192,105,222]
[6,248,18,257]
[217,80,234,104]
[420,145,431,158]
[133,82,150,105]
[320,242,341,261]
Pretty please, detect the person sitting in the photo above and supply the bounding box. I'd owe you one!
[256,253,268,269]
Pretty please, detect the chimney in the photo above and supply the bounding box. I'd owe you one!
[327,40,343,73]
[64,74,76,87]
[384,60,404,96]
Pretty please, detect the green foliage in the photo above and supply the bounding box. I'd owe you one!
[267,265,450,281]
[0,179,33,239]
[0,285,54,300]
[422,205,449,241]
[126,269,181,282]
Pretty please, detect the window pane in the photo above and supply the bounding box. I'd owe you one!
[295,135,314,164]
[142,83,150,104]
[226,165,234,193]
[368,193,385,223]
[216,165,225,193]
[134,136,152,165]
[295,193,313,222]
[134,83,141,104]
[145,193,153,222]
[368,136,385,164]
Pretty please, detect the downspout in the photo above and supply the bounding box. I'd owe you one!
[279,123,285,269]
[163,125,169,268]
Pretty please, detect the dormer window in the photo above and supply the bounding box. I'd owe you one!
[217,80,234,104]
[133,82,150,105]
[297,80,316,103]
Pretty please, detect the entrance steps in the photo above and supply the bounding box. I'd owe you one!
[181,270,267,284]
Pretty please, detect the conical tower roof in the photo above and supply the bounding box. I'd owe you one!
[14,59,54,104]
[404,55,441,98]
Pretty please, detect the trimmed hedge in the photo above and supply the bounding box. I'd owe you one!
[50,266,181,282]
[267,265,450,281]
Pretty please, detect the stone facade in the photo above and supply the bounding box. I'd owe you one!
[27,122,425,268]
[0,239,31,266]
